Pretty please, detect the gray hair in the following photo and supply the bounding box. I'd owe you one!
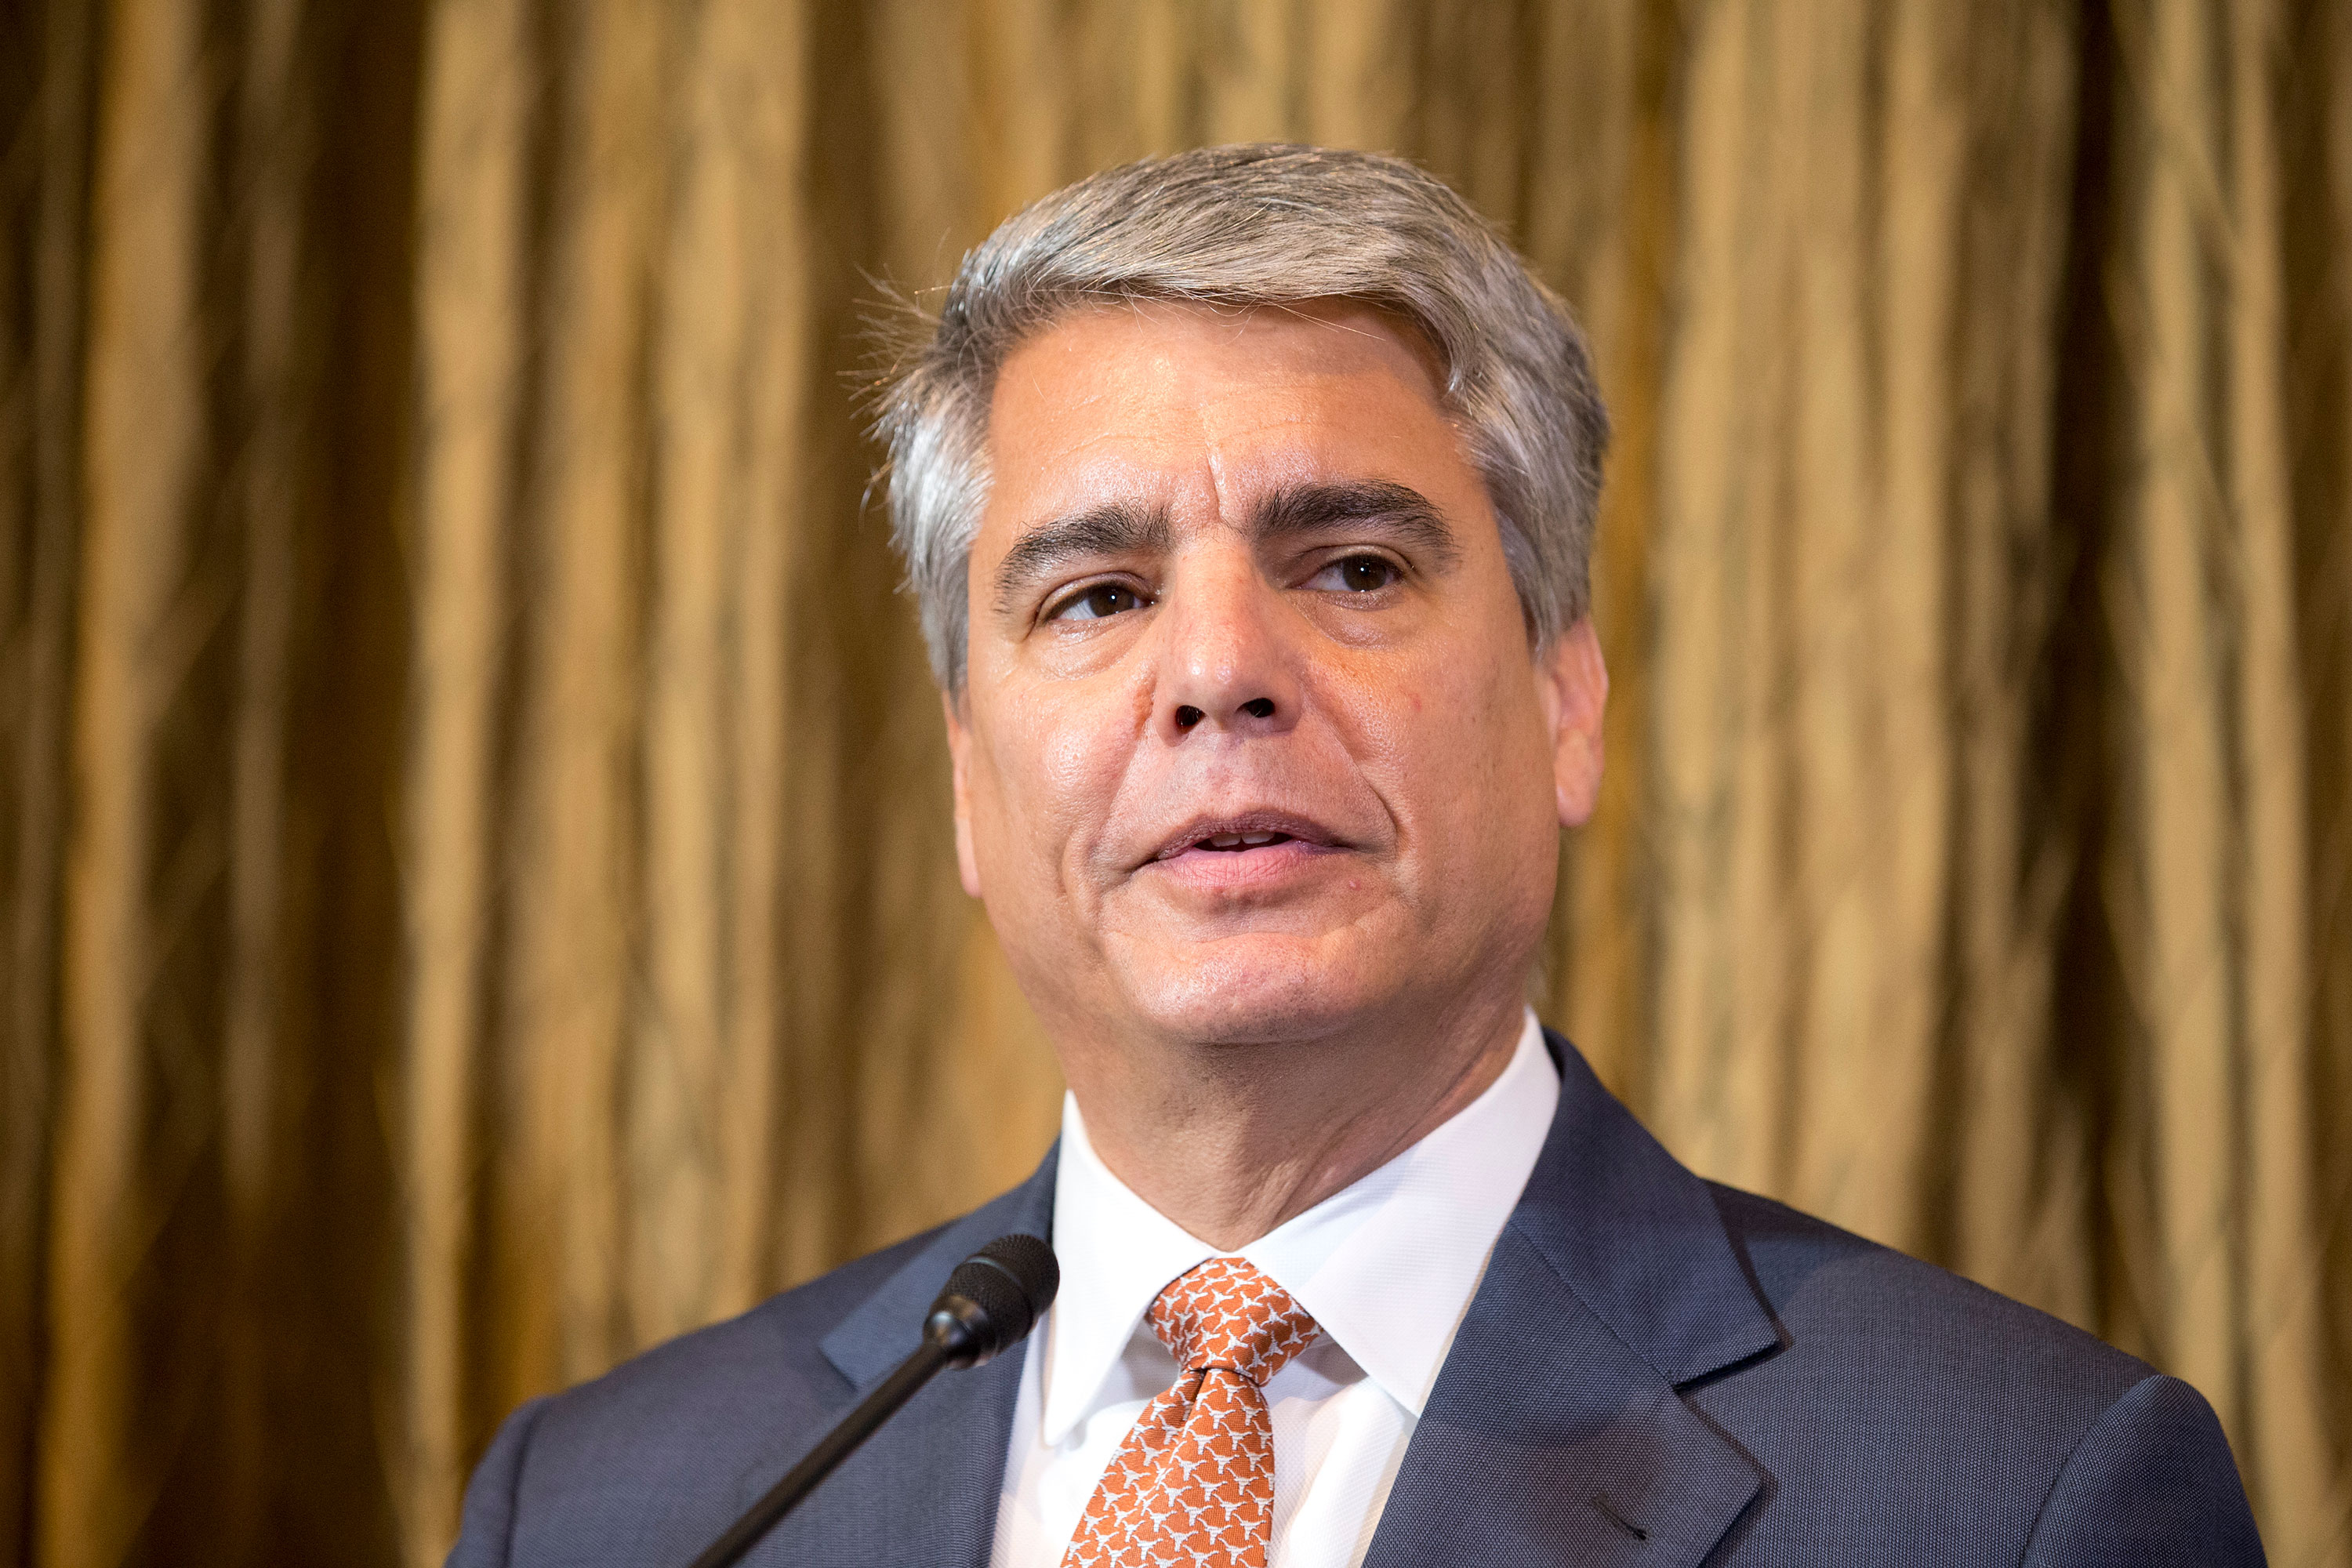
[874,143,1610,691]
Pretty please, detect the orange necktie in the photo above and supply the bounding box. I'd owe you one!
[1061,1257,1322,1568]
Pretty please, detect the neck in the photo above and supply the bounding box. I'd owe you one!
[1059,992,1528,1250]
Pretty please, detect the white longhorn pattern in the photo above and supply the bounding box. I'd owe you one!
[1059,1258,1322,1568]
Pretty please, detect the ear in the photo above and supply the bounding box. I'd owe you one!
[1537,619,1608,829]
[942,690,985,899]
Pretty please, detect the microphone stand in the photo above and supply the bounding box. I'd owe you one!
[681,1234,1057,1568]
[684,1335,957,1568]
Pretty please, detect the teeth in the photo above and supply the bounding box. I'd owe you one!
[1201,829,1284,850]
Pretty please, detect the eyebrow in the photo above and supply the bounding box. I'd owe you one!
[1250,480,1461,567]
[989,478,1461,615]
[993,501,1173,614]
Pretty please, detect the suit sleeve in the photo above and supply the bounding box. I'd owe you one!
[444,1396,550,1568]
[2020,1374,2265,1566]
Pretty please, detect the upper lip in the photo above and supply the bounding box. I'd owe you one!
[1146,809,1345,864]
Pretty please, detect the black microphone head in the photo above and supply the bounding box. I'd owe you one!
[924,1233,1061,1369]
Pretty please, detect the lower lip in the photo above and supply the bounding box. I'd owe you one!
[1144,838,1344,893]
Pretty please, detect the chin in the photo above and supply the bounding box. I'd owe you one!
[1107,930,1394,1045]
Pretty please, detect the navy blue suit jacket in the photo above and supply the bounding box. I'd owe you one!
[448,1033,2263,1565]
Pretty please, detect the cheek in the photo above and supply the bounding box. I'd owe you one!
[1356,637,1551,840]
[974,695,1133,884]
[1038,720,1111,810]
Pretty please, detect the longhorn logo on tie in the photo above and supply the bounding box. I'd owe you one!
[1062,1258,1322,1568]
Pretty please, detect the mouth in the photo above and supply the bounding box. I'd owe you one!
[1148,811,1342,865]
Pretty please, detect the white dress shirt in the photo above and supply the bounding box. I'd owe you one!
[986,1011,1560,1568]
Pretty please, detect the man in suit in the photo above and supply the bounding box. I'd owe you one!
[449,145,2263,1566]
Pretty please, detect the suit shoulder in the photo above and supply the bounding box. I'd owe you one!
[527,1218,950,1448]
[451,1146,1061,1566]
[1703,1181,2151,1407]
[470,1215,956,1563]
[456,1222,958,1566]
[1696,1184,2260,1563]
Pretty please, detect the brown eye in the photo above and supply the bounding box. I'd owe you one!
[1314,554,1399,593]
[1049,583,1148,621]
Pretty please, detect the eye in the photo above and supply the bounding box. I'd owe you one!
[1045,581,1150,622]
[1308,554,1402,593]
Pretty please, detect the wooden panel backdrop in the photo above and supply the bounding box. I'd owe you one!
[2,2,2347,1564]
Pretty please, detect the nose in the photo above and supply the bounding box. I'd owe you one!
[1152,557,1301,742]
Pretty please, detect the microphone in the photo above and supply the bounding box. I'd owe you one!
[685,1234,1060,1568]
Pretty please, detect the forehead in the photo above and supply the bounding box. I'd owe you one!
[981,300,1465,521]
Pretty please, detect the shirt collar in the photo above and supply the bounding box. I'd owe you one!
[1040,1010,1559,1443]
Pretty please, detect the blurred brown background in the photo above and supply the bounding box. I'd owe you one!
[2,0,2348,1563]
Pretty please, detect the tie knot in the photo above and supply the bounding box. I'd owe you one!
[1147,1258,1319,1386]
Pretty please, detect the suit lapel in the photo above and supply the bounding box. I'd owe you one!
[730,1032,1777,1565]
[741,1149,1059,1568]
[1363,1034,1780,1567]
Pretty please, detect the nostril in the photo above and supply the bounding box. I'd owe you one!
[1242,698,1275,719]
[1174,705,1203,730]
